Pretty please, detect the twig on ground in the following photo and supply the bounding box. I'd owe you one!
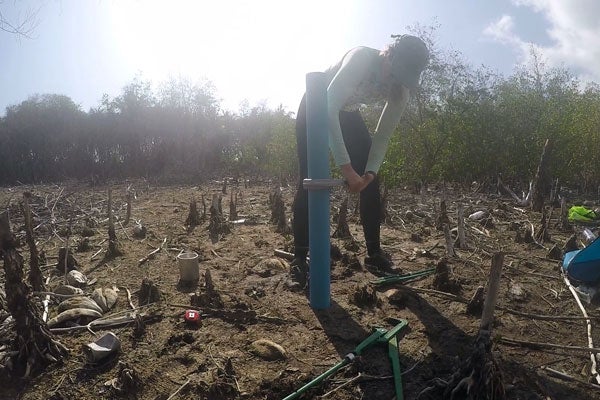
[91,247,104,261]
[541,366,600,390]
[123,287,135,309]
[138,238,166,265]
[118,220,131,240]
[402,286,597,321]
[166,378,190,400]
[32,291,83,299]
[320,373,393,398]
[41,276,51,322]
[499,337,600,354]
[562,273,600,384]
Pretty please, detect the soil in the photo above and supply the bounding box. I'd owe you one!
[1,180,600,400]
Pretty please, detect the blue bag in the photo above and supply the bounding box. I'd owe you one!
[562,237,600,283]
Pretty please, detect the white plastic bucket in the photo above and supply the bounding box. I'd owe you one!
[177,252,199,282]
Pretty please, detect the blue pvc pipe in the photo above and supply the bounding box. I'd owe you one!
[305,72,330,309]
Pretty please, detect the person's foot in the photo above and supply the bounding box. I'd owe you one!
[289,257,309,290]
[364,250,396,274]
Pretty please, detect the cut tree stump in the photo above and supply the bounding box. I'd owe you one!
[138,278,161,305]
[0,211,68,377]
[443,223,455,257]
[333,195,353,239]
[57,247,78,272]
[433,258,461,294]
[269,187,289,234]
[560,197,570,231]
[21,194,44,292]
[106,188,123,258]
[185,199,202,228]
[466,286,485,316]
[457,203,467,249]
[190,269,224,308]
[208,194,230,243]
[436,198,450,231]
[536,206,552,243]
[124,191,132,226]
[229,192,238,221]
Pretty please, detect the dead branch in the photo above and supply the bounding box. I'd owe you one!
[49,306,159,334]
[440,253,505,399]
[0,5,39,38]
[531,139,552,212]
[497,176,531,207]
[480,253,503,331]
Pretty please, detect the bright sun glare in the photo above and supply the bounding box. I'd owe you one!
[107,0,349,110]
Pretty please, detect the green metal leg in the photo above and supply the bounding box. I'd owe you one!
[282,321,409,400]
[380,319,408,400]
[281,329,386,400]
[388,335,404,400]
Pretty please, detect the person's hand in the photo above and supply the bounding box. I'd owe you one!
[340,164,375,193]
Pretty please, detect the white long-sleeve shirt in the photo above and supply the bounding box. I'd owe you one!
[323,46,410,173]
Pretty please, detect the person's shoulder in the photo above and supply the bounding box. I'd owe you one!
[344,46,379,61]
[325,47,379,77]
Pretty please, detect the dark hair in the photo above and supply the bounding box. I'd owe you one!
[386,35,430,89]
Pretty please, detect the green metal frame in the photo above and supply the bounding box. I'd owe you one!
[282,319,409,400]
[370,267,436,286]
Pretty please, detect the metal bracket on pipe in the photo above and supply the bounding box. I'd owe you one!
[302,178,346,190]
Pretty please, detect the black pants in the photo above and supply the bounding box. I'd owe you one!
[292,95,381,259]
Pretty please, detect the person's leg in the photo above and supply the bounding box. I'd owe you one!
[339,111,381,254]
[291,96,310,286]
[339,111,391,269]
[292,95,309,260]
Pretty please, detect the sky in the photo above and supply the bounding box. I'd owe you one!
[1,0,599,115]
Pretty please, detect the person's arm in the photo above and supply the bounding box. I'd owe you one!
[326,48,374,191]
[364,86,410,174]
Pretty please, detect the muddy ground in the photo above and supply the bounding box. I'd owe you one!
[1,180,600,400]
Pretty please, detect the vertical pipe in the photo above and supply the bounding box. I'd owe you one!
[305,72,330,309]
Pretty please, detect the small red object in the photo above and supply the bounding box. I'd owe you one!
[184,309,201,323]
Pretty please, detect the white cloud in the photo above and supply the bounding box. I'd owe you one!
[482,15,537,63]
[484,0,600,82]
